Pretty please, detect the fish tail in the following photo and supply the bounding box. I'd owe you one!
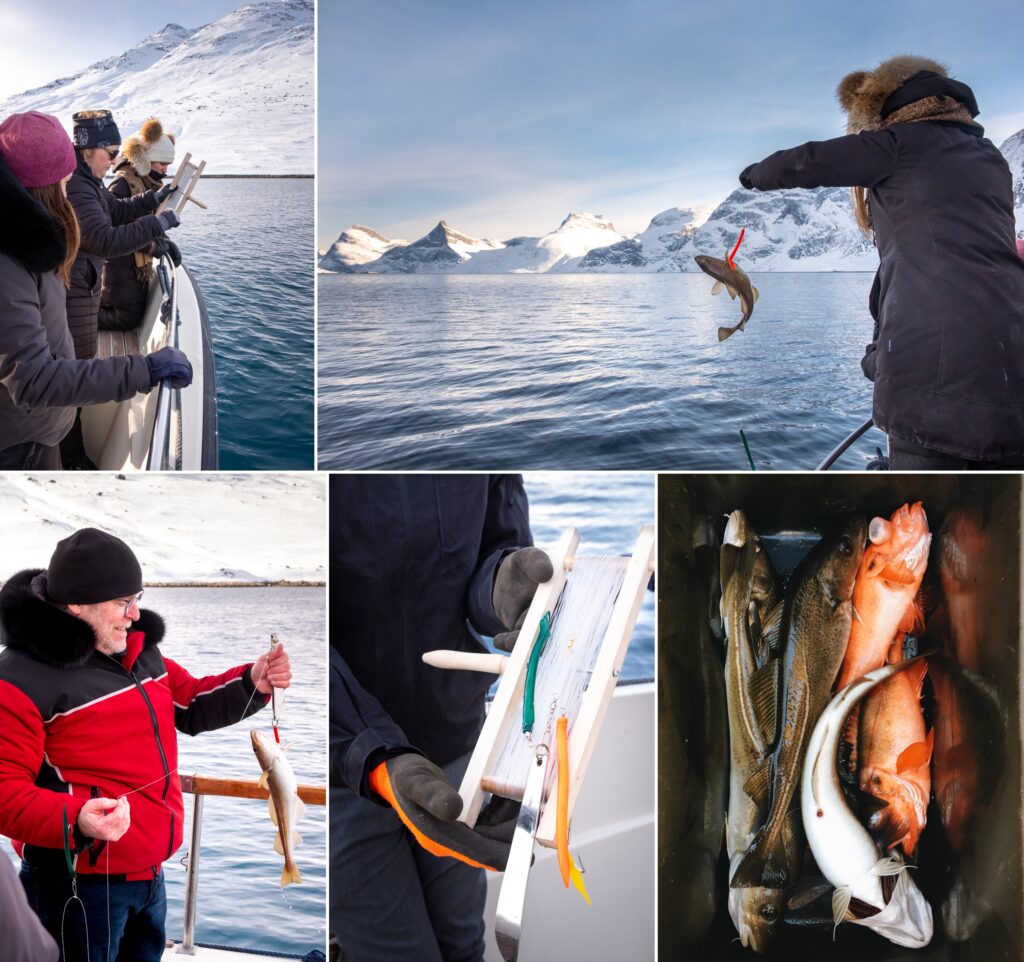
[729,824,790,889]
[718,325,736,342]
[281,860,302,887]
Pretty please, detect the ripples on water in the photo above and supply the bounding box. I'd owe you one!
[318,273,888,470]
[177,179,314,469]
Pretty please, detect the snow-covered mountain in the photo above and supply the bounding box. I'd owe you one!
[353,221,501,273]
[317,226,405,273]
[575,206,711,272]
[1000,131,1024,236]
[0,1,313,175]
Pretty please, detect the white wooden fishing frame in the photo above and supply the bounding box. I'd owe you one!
[156,151,208,216]
[458,524,655,849]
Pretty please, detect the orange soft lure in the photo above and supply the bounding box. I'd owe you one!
[727,228,745,269]
[556,715,571,887]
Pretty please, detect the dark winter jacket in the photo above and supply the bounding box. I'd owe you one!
[66,157,163,358]
[0,155,152,452]
[0,854,57,961]
[0,569,267,877]
[330,474,533,795]
[743,78,1024,461]
[100,164,161,331]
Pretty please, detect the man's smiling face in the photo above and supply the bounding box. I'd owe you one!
[68,593,142,656]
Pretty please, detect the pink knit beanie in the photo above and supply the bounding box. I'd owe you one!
[1016,238,1024,260]
[0,111,77,189]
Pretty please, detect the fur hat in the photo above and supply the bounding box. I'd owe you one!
[837,55,949,133]
[121,117,176,176]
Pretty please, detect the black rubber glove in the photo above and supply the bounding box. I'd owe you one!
[152,237,182,267]
[739,165,755,190]
[492,547,554,653]
[158,209,180,231]
[368,754,515,870]
[146,346,193,388]
[155,183,178,205]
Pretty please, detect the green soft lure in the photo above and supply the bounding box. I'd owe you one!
[62,806,75,878]
[522,612,552,734]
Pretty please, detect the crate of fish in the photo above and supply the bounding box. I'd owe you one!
[659,474,1021,959]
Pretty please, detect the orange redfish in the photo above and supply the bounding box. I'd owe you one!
[834,502,931,693]
[858,656,933,857]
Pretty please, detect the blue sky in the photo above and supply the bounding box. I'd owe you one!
[0,1,243,100]
[319,0,1024,248]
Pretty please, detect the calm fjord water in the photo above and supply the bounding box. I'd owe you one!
[176,179,314,469]
[318,272,888,470]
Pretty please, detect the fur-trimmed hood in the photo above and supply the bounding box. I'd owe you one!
[837,55,979,133]
[0,153,66,274]
[0,568,165,669]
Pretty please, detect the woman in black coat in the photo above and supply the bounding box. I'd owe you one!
[739,56,1024,469]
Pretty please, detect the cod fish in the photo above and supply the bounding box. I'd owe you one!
[731,516,866,891]
[252,730,305,886]
[802,661,932,947]
[693,252,760,341]
[721,510,798,952]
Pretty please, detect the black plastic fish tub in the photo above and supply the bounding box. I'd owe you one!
[659,474,1022,962]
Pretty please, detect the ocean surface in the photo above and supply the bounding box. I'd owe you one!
[176,179,314,469]
[318,272,889,470]
[4,586,326,958]
[512,472,654,681]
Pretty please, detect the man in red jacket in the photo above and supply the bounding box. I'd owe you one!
[0,527,292,962]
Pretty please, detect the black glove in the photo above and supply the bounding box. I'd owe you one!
[492,547,554,653]
[146,346,193,388]
[158,210,180,231]
[155,183,178,205]
[152,237,182,267]
[861,342,878,382]
[368,754,516,870]
[739,165,755,190]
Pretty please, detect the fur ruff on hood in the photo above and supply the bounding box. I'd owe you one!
[0,153,67,273]
[838,55,949,133]
[0,568,165,668]
[121,118,176,176]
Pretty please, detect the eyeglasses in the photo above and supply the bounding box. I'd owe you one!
[117,591,144,615]
[105,147,120,160]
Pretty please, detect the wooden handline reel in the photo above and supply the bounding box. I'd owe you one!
[156,151,208,216]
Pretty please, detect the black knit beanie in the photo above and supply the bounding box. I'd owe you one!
[46,528,143,604]
[71,110,121,150]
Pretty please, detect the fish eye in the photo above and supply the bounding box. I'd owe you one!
[838,535,853,555]
[760,904,778,922]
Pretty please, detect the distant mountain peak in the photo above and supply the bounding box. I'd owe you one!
[557,211,616,231]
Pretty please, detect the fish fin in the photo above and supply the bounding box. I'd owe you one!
[718,325,737,341]
[281,862,302,887]
[752,285,759,304]
[747,601,767,665]
[850,604,864,625]
[730,827,790,889]
[832,885,853,938]
[295,796,307,822]
[726,285,738,300]
[871,853,906,877]
[897,731,933,774]
[267,795,279,827]
[761,601,784,657]
[742,759,772,808]
[788,876,833,910]
[711,280,725,295]
[291,829,303,849]
[570,854,592,905]
[748,661,779,747]
[274,832,285,856]
[257,770,269,790]
[877,559,919,586]
[898,595,927,633]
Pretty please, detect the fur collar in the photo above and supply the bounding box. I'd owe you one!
[0,154,67,274]
[0,568,165,669]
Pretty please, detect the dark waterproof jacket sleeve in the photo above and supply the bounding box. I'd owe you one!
[166,658,268,736]
[330,647,417,798]
[743,130,899,191]
[0,854,58,962]
[67,168,163,260]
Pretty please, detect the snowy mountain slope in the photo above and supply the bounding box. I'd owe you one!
[1000,130,1024,236]
[0,474,324,583]
[576,206,711,272]
[0,1,313,175]
[318,226,405,273]
[356,221,501,273]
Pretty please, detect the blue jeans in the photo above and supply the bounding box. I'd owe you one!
[19,859,166,962]
[331,751,486,962]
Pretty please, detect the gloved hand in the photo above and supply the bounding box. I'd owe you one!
[152,237,182,267]
[146,346,193,388]
[739,165,755,190]
[492,547,553,653]
[155,183,178,205]
[158,209,180,231]
[369,754,516,871]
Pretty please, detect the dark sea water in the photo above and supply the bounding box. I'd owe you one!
[176,179,314,469]
[318,272,888,470]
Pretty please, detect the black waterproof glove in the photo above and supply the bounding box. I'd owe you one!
[739,165,755,190]
[368,754,516,870]
[158,209,180,231]
[152,237,182,267]
[155,183,178,205]
[146,346,193,388]
[492,547,554,653]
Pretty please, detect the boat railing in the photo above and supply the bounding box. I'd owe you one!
[148,254,180,471]
[815,417,889,470]
[174,773,326,956]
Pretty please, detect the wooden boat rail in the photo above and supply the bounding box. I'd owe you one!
[174,774,325,956]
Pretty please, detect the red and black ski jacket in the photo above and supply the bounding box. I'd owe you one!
[0,569,268,877]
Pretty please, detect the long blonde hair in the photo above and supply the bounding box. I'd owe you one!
[26,184,79,286]
[851,186,873,236]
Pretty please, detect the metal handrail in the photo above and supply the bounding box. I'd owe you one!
[175,774,326,955]
[147,254,179,471]
[815,417,875,471]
